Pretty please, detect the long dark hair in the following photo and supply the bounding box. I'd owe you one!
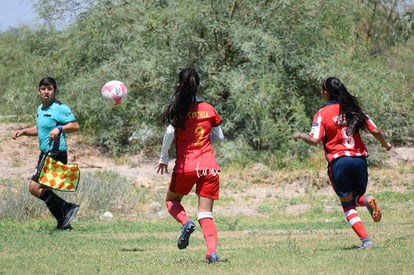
[162,68,200,129]
[322,77,368,134]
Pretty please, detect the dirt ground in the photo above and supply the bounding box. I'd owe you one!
[1,122,413,217]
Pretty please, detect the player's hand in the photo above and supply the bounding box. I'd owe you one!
[292,132,302,141]
[13,130,23,139]
[48,127,61,141]
[383,143,392,151]
[155,163,168,175]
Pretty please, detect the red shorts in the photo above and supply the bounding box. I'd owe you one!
[168,171,219,200]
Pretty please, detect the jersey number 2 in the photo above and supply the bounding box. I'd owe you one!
[194,126,205,146]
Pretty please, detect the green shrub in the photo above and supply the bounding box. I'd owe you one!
[1,0,413,158]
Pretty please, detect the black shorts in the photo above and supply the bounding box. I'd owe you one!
[31,151,68,182]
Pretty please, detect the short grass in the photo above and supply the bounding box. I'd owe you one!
[1,150,413,274]
[0,198,413,275]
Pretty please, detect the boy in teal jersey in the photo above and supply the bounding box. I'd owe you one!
[36,99,76,153]
[13,77,81,230]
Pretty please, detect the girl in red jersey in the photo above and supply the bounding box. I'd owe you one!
[155,68,224,263]
[293,77,391,249]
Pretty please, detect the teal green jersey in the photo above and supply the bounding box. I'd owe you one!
[36,100,76,152]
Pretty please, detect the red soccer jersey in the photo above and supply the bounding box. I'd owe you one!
[173,102,222,173]
[310,101,377,163]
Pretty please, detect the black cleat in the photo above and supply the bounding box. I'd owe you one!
[56,224,73,231]
[207,253,219,263]
[177,219,196,249]
[61,203,80,229]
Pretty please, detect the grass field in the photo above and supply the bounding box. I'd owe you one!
[1,123,413,274]
[1,189,413,275]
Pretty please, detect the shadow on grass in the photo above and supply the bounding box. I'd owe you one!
[340,244,361,250]
[120,247,144,252]
[316,244,361,251]
[175,256,229,265]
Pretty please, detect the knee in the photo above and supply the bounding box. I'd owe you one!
[166,191,183,202]
[339,192,353,203]
[341,199,356,209]
[28,181,43,198]
[198,212,213,222]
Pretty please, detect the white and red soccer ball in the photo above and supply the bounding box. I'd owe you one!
[101,80,127,106]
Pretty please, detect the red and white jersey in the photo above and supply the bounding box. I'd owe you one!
[173,101,222,173]
[310,101,377,163]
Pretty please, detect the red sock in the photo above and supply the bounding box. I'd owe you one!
[166,199,189,225]
[356,195,367,207]
[343,206,369,239]
[199,218,217,257]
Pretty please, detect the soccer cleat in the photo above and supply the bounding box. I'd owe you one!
[364,197,381,222]
[61,203,80,229]
[56,224,73,231]
[177,219,196,249]
[207,253,219,264]
[360,237,373,250]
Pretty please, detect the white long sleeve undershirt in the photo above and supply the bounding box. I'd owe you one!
[158,124,224,165]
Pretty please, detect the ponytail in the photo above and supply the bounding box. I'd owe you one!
[322,77,368,135]
[162,68,200,129]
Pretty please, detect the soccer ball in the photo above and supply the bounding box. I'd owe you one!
[101,80,127,106]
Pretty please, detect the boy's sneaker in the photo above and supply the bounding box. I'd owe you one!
[61,203,80,228]
[207,253,219,264]
[177,219,196,249]
[56,224,73,231]
[360,237,373,250]
[364,197,381,222]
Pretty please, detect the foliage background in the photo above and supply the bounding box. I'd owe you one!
[0,0,413,165]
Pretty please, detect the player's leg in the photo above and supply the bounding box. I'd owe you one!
[31,153,79,230]
[31,182,79,230]
[167,190,196,249]
[353,158,381,222]
[330,157,372,249]
[197,173,219,263]
[340,193,372,249]
[166,173,193,225]
[166,191,188,224]
[354,195,381,222]
[198,196,218,263]
[166,173,196,249]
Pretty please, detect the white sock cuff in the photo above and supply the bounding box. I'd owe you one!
[198,212,213,221]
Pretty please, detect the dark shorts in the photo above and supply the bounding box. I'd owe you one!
[328,156,368,198]
[32,151,67,182]
[169,171,220,200]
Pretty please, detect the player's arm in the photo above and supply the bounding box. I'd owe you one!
[53,104,79,134]
[210,126,224,143]
[13,125,38,139]
[293,112,323,146]
[49,121,80,141]
[293,132,320,146]
[155,124,175,174]
[363,115,391,151]
[62,121,80,133]
[368,127,392,151]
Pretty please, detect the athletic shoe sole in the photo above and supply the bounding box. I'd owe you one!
[367,198,381,223]
[177,220,196,249]
[359,244,373,250]
[56,224,73,231]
